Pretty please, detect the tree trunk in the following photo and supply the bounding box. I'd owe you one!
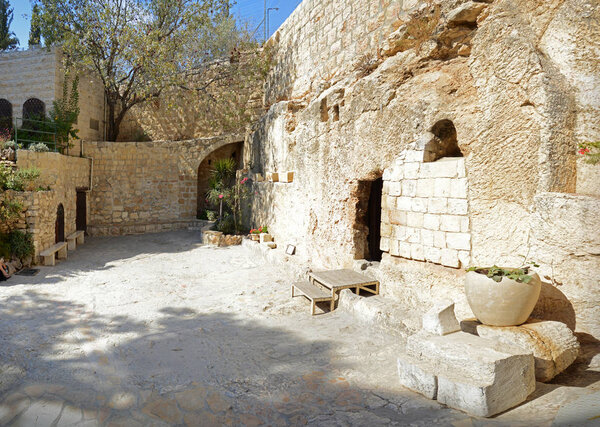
[105,98,129,142]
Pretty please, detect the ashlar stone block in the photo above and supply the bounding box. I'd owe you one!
[406,331,535,417]
[477,320,580,382]
[397,354,438,399]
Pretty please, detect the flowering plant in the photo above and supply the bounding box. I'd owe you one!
[578,141,600,165]
[250,226,268,235]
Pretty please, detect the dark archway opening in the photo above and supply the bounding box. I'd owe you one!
[0,99,12,131]
[23,98,46,120]
[76,191,87,233]
[197,142,243,219]
[355,177,383,262]
[424,119,463,162]
[55,204,65,243]
[366,178,383,262]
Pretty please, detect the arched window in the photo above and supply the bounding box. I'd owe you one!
[424,119,463,162]
[0,99,12,130]
[23,98,46,119]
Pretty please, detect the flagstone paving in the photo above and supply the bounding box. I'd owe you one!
[0,231,598,426]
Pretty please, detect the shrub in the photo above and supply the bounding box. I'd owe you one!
[7,168,41,192]
[29,142,50,152]
[7,230,34,259]
[216,214,236,235]
[2,140,17,150]
[206,210,217,221]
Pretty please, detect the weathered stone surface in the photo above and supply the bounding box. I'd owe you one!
[422,300,460,336]
[397,354,437,399]
[477,320,580,382]
[406,331,535,417]
[446,2,487,26]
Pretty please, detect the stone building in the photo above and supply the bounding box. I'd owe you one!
[2,0,598,341]
[0,47,106,145]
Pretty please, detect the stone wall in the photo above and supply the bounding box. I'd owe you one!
[83,135,243,235]
[246,0,600,337]
[10,151,91,260]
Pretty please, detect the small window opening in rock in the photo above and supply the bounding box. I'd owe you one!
[333,104,340,122]
[320,98,329,122]
[424,119,463,162]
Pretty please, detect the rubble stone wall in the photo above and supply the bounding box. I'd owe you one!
[83,135,243,236]
[11,151,91,260]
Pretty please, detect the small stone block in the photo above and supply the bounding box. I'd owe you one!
[422,300,460,336]
[397,354,438,399]
[260,233,273,243]
[279,171,294,183]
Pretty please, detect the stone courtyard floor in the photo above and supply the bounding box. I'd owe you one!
[0,231,598,426]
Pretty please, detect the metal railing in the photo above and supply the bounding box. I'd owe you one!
[13,117,59,152]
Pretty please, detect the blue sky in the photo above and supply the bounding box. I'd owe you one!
[9,0,302,49]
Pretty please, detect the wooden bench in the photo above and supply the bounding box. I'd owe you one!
[40,242,68,266]
[291,281,334,315]
[66,230,85,251]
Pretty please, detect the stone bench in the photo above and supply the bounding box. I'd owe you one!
[40,242,68,266]
[66,230,85,251]
[291,281,333,315]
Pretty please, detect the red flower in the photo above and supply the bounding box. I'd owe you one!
[579,148,590,155]
[219,194,224,199]
[241,177,249,184]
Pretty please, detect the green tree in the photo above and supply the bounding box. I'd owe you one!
[0,0,18,51]
[37,0,265,141]
[28,4,42,46]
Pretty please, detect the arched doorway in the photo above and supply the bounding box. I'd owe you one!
[23,98,46,119]
[197,142,243,218]
[55,204,65,243]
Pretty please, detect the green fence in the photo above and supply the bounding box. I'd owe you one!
[14,117,59,152]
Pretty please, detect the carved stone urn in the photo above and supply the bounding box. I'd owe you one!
[465,271,542,326]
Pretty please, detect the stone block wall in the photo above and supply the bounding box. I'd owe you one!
[265,0,401,105]
[381,156,470,268]
[83,135,243,236]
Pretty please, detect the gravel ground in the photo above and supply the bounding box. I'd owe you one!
[0,231,597,426]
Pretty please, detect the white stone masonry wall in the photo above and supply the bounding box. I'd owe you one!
[381,155,470,269]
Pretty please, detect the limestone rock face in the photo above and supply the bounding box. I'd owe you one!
[477,320,580,382]
[446,1,488,27]
[400,331,536,417]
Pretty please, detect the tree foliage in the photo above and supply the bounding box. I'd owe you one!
[0,0,18,51]
[36,0,267,141]
[28,4,42,46]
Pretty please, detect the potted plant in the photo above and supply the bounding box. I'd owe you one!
[249,228,261,241]
[464,264,541,326]
[249,226,268,242]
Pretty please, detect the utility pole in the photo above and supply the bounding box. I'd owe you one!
[264,0,267,41]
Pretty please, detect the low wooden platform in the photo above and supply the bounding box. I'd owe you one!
[291,281,333,315]
[308,269,380,311]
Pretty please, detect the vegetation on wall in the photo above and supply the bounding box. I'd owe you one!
[0,0,18,51]
[37,0,271,141]
[579,142,600,165]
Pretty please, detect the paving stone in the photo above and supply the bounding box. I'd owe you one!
[108,391,137,410]
[56,404,83,426]
[422,300,460,336]
[175,386,208,412]
[477,320,580,382]
[552,391,600,427]
[397,354,438,399]
[206,392,231,413]
[14,398,64,426]
[142,398,182,424]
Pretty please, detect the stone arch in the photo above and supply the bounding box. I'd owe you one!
[55,203,65,243]
[0,99,12,129]
[196,141,244,218]
[424,119,463,162]
[23,98,46,119]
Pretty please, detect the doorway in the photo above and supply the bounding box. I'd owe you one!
[76,191,87,232]
[55,204,65,243]
[366,178,383,262]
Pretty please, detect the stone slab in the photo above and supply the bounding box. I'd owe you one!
[397,354,438,399]
[477,320,580,382]
[406,331,535,417]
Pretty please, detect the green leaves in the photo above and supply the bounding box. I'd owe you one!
[467,265,536,284]
[0,0,19,51]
